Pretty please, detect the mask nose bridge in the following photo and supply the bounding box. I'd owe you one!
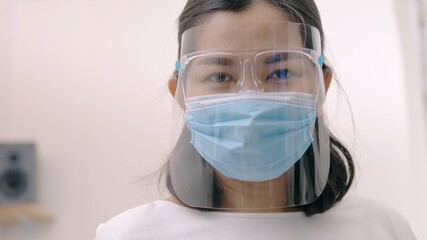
[236,58,264,93]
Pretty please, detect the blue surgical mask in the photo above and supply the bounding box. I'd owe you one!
[184,92,317,182]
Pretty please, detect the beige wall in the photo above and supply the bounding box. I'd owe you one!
[319,0,427,238]
[0,1,184,239]
[0,0,425,239]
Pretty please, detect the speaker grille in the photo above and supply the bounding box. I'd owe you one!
[0,168,28,198]
[0,143,36,204]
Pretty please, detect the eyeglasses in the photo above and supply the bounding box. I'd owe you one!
[178,49,323,98]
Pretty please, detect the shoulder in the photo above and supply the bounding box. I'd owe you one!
[322,196,416,239]
[332,196,408,221]
[95,199,195,240]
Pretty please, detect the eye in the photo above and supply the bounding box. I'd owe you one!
[207,72,233,83]
[267,69,288,81]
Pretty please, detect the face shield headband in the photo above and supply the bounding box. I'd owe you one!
[170,21,330,210]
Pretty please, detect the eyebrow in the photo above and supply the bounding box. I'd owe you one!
[197,56,236,66]
[265,53,289,64]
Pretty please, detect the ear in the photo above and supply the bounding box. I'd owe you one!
[323,66,333,94]
[168,72,178,97]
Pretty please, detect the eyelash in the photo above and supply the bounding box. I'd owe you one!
[207,72,234,83]
[267,69,289,80]
[205,68,290,83]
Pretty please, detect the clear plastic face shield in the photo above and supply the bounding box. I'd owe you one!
[170,21,330,210]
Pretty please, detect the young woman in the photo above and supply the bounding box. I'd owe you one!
[96,0,416,239]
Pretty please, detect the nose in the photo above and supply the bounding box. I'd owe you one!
[236,59,264,93]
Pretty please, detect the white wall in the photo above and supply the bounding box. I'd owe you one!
[0,1,184,239]
[318,0,427,238]
[0,0,425,239]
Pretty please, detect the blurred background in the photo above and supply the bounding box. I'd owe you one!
[0,0,426,239]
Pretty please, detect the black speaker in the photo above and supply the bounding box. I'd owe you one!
[0,143,36,204]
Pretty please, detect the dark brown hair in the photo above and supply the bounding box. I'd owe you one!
[164,0,355,216]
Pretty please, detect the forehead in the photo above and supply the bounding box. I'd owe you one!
[202,3,292,25]
[181,3,304,54]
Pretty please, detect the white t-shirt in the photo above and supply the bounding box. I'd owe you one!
[95,196,416,240]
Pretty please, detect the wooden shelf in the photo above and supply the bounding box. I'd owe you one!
[0,203,53,224]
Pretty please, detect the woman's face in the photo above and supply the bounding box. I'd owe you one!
[169,2,332,210]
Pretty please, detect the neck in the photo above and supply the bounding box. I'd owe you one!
[214,171,302,213]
